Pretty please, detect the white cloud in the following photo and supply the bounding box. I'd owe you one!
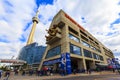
[34,22,50,46]
[0,0,36,59]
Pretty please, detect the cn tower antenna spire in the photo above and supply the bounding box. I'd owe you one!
[26,9,40,45]
[35,10,39,18]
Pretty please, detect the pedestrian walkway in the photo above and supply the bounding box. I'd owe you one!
[0,71,117,80]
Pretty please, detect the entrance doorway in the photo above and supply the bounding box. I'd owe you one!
[71,58,78,72]
[86,60,90,70]
[85,60,93,70]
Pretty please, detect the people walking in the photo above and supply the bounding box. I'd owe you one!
[4,70,10,80]
[21,70,25,76]
[87,68,92,74]
[0,70,2,79]
[73,69,77,74]
[14,69,18,75]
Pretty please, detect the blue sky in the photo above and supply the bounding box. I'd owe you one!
[0,0,120,61]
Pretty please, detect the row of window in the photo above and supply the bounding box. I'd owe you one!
[69,33,101,53]
[70,44,103,61]
[46,44,103,61]
[45,46,61,58]
[93,53,103,61]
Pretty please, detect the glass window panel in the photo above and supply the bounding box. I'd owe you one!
[82,41,90,47]
[83,49,92,58]
[70,44,81,56]
[46,46,61,58]
[96,49,101,53]
[69,34,79,42]
[18,43,46,64]
[93,53,99,60]
[99,55,103,61]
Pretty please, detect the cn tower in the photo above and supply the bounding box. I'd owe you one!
[26,10,39,45]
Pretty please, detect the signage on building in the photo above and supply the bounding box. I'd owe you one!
[64,13,85,31]
[107,58,120,69]
[43,53,72,74]
[107,58,119,65]
[60,53,71,74]
[107,58,112,64]
[112,58,119,62]
[43,58,61,65]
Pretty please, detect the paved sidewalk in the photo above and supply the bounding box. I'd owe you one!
[0,71,117,80]
[41,71,116,80]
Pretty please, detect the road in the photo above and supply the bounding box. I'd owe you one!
[45,74,120,80]
[1,71,120,80]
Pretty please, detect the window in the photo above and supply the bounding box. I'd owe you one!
[91,46,96,50]
[80,30,87,36]
[69,27,78,35]
[83,49,92,58]
[99,55,103,61]
[69,34,79,42]
[96,49,101,53]
[70,44,81,55]
[95,41,99,45]
[93,53,99,60]
[89,37,93,41]
[81,35,88,41]
[82,41,90,47]
[46,46,61,58]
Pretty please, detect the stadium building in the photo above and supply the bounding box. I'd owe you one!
[38,10,114,74]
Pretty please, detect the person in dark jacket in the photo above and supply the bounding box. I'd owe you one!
[4,70,10,80]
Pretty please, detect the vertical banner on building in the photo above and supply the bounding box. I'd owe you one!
[112,58,119,62]
[60,53,71,74]
[60,53,66,71]
[107,58,119,69]
[107,58,112,65]
[66,53,72,74]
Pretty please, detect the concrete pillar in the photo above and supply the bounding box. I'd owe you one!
[61,24,69,53]
[78,59,85,70]
[89,61,96,69]
[77,59,81,70]
[53,64,57,71]
[83,59,87,70]
[38,46,50,70]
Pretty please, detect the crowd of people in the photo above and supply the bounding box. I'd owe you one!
[0,70,10,80]
[0,67,120,80]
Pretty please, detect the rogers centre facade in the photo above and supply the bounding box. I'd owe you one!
[38,10,114,74]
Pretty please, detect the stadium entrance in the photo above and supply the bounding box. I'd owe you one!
[85,60,95,70]
[71,58,85,72]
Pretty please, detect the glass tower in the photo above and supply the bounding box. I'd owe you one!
[18,42,46,65]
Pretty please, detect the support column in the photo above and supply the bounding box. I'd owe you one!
[90,61,96,69]
[38,46,50,70]
[78,59,85,70]
[83,59,87,70]
[61,24,69,53]
[53,64,57,71]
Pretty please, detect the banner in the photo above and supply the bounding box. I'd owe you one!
[112,58,119,62]
[43,58,61,65]
[43,53,72,74]
[66,53,71,74]
[60,53,71,74]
